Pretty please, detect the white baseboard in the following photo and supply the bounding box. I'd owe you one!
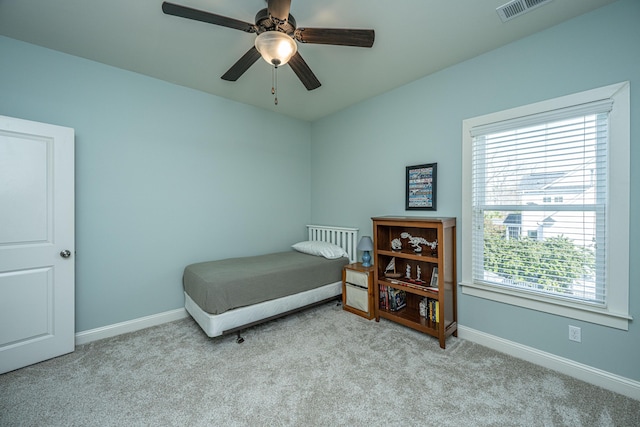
[75,308,189,346]
[457,325,640,401]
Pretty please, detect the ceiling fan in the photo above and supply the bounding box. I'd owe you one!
[161,0,375,91]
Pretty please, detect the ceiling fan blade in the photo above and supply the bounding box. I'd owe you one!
[221,46,262,81]
[267,0,292,22]
[288,52,321,91]
[294,28,375,48]
[162,2,256,33]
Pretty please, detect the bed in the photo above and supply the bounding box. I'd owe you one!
[183,225,358,341]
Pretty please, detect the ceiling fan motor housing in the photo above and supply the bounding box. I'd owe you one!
[255,8,296,35]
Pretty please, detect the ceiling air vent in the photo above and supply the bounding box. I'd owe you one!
[496,0,553,23]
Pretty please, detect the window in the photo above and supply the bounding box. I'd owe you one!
[507,226,520,240]
[461,82,631,330]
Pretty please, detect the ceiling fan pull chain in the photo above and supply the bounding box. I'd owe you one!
[271,66,276,95]
[273,66,279,105]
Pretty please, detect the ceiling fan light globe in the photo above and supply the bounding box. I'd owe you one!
[255,31,297,66]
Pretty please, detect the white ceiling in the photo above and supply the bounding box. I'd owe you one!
[0,0,617,121]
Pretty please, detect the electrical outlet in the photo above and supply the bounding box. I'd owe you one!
[569,325,581,342]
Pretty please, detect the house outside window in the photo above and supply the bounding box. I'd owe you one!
[461,82,631,330]
[502,213,521,240]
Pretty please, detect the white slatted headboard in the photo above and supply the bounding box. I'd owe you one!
[307,225,359,264]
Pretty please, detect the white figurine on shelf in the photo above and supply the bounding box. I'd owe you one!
[400,232,434,254]
[405,264,411,279]
[417,265,422,282]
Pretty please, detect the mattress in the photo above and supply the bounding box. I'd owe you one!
[183,250,349,315]
[184,282,342,338]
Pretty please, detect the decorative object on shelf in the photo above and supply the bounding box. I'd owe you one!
[357,236,374,267]
[419,298,427,317]
[399,232,437,254]
[391,238,402,251]
[384,258,402,279]
[430,267,439,288]
[406,163,437,211]
[398,263,425,285]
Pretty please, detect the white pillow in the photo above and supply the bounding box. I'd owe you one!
[292,241,348,259]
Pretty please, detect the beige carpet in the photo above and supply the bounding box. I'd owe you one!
[1,302,639,426]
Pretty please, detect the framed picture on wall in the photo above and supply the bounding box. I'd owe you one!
[406,163,437,210]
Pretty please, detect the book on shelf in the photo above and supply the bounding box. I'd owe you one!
[379,284,406,311]
[379,283,389,310]
[419,297,440,322]
[427,298,439,323]
[387,287,406,311]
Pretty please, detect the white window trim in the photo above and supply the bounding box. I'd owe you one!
[461,82,631,330]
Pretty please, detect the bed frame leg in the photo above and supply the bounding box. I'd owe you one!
[236,331,244,344]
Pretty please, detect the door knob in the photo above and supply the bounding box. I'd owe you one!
[60,250,71,258]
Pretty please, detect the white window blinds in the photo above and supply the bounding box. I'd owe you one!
[470,99,613,306]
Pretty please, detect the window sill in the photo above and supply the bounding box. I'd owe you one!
[460,281,631,330]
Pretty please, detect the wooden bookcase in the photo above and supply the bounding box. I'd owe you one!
[372,216,457,349]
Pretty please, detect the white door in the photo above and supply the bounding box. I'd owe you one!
[0,115,75,374]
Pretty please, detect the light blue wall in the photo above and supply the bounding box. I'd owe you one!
[0,36,312,332]
[311,0,639,380]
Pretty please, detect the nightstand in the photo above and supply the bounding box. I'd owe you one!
[342,262,375,320]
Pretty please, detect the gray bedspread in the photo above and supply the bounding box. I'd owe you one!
[183,251,349,315]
